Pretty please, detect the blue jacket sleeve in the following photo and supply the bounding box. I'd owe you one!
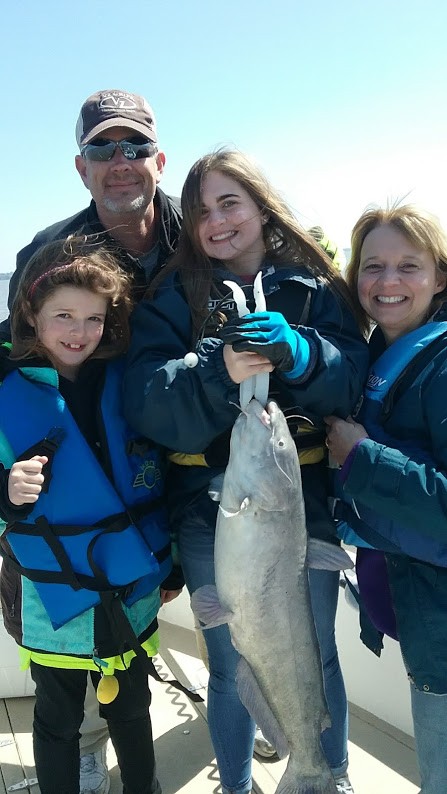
[0,466,33,525]
[343,365,447,544]
[123,283,241,453]
[277,283,369,417]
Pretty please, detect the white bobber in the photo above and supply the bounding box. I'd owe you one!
[183,351,199,368]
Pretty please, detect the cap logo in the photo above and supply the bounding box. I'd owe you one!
[99,93,138,112]
[76,90,157,146]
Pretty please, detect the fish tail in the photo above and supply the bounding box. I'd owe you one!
[276,756,337,794]
[276,779,337,794]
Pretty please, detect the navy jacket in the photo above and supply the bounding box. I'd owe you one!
[343,309,447,692]
[123,262,368,541]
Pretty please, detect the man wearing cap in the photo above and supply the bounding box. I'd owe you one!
[2,89,183,794]
[2,88,182,331]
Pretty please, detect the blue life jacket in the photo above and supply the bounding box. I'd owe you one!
[333,321,447,565]
[0,360,172,629]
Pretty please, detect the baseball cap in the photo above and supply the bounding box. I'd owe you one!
[75,89,157,147]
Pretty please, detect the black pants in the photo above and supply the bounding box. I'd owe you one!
[30,656,161,794]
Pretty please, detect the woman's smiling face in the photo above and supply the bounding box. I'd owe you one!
[357,224,446,344]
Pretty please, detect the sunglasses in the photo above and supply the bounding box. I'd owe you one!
[81,137,157,162]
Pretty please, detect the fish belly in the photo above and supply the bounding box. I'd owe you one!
[216,509,333,784]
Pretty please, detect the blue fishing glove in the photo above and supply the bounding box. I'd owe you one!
[220,311,310,378]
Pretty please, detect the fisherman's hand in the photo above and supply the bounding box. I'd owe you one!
[160,587,183,605]
[223,345,274,384]
[8,455,48,506]
[324,416,368,466]
[220,312,310,378]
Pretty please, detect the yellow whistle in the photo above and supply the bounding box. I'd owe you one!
[97,674,119,704]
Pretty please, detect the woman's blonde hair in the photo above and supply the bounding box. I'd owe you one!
[11,235,132,361]
[150,148,360,336]
[346,204,447,334]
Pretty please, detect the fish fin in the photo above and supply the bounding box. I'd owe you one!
[219,497,250,518]
[191,585,232,629]
[208,473,225,502]
[307,538,354,570]
[236,656,289,760]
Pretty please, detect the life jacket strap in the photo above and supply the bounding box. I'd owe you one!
[8,515,84,590]
[169,411,326,469]
[16,426,65,494]
[99,592,204,703]
[3,507,171,591]
[283,409,326,464]
[87,514,171,584]
[126,495,165,522]
[0,545,100,589]
[330,498,403,554]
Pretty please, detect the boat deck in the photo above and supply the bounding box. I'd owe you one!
[0,619,420,794]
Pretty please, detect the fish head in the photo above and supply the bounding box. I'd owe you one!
[224,399,301,513]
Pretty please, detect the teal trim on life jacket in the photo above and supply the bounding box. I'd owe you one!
[0,360,172,629]
[19,366,59,388]
[334,321,447,565]
[0,429,15,472]
[364,322,447,403]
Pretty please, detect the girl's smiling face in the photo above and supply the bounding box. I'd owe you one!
[29,285,107,379]
[198,170,266,275]
[357,224,446,344]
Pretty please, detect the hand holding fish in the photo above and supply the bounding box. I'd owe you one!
[8,455,48,505]
[222,345,273,384]
[220,311,310,378]
[324,415,369,466]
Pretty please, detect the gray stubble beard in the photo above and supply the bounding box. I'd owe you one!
[102,194,149,214]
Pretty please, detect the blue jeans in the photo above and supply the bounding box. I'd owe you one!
[178,500,348,793]
[309,567,349,777]
[410,682,447,794]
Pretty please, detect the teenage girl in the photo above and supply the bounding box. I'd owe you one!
[123,150,368,794]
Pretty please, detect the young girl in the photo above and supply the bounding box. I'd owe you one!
[123,149,369,794]
[0,236,181,794]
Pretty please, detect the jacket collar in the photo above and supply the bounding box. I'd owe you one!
[85,187,182,268]
[211,260,318,294]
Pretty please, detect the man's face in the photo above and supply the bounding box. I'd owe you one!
[75,126,165,218]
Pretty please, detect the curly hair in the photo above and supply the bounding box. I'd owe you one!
[11,235,132,361]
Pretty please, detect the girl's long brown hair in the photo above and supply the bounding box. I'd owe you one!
[150,149,361,337]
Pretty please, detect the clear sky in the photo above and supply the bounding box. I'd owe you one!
[2,0,447,272]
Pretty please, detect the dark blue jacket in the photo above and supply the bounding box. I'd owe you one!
[123,262,368,542]
[342,309,447,693]
[334,321,447,564]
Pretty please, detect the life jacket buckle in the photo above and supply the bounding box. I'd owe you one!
[328,496,340,519]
